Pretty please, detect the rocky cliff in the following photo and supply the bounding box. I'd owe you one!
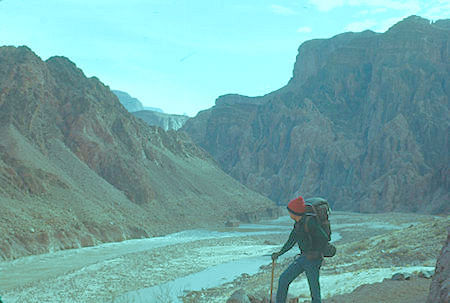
[427,229,449,303]
[133,110,190,131]
[112,90,163,113]
[182,16,449,213]
[0,46,278,260]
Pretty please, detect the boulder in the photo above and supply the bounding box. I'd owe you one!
[248,295,269,303]
[227,289,251,303]
[225,220,240,227]
[418,270,434,279]
[391,272,412,281]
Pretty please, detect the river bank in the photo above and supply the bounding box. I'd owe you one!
[182,212,448,303]
[0,212,447,303]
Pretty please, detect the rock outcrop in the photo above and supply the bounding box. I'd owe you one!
[427,229,449,303]
[182,16,449,213]
[132,110,189,131]
[0,46,277,260]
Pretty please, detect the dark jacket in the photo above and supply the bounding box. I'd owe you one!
[278,215,329,257]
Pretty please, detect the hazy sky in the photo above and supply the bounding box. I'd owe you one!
[0,0,448,116]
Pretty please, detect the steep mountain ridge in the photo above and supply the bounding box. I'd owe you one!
[182,16,449,213]
[0,46,278,260]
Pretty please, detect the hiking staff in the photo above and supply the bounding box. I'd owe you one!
[270,258,275,303]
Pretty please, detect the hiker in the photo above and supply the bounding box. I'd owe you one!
[271,196,329,303]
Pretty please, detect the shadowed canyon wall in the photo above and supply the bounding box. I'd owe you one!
[183,16,449,214]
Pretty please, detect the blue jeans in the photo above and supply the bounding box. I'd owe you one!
[276,255,322,303]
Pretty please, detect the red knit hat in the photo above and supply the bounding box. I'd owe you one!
[287,196,306,215]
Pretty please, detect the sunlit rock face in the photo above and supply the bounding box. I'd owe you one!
[112,90,189,130]
[0,46,277,260]
[112,90,147,112]
[132,110,189,131]
[113,90,164,113]
[182,16,450,213]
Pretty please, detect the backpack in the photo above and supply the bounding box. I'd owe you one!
[304,197,336,257]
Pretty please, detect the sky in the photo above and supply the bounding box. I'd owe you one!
[0,0,448,116]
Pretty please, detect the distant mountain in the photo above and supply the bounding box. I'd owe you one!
[133,110,189,131]
[0,46,278,260]
[112,90,187,130]
[143,106,164,112]
[182,16,450,214]
[112,90,163,113]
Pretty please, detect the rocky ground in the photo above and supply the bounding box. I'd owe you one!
[183,212,449,303]
[0,212,447,303]
[323,277,430,303]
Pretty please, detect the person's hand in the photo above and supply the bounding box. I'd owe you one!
[271,252,279,261]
